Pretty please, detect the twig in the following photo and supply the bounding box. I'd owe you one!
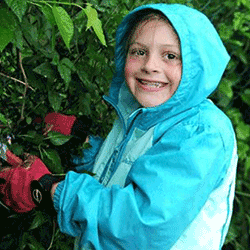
[200,0,211,12]
[47,218,57,250]
[0,72,34,91]
[19,53,28,86]
[29,0,85,11]
[19,52,29,120]
[236,191,250,198]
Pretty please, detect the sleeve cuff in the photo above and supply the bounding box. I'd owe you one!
[53,180,65,212]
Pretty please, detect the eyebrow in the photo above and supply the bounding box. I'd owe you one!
[129,41,179,48]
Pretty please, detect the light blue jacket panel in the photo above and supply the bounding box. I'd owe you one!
[53,3,237,249]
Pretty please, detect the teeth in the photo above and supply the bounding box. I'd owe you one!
[140,80,164,88]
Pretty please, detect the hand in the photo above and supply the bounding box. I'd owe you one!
[0,154,51,213]
[44,112,92,141]
[51,182,59,200]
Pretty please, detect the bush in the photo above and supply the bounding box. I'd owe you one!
[0,0,249,249]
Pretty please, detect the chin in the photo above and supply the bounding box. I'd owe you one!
[139,100,164,108]
[138,96,170,108]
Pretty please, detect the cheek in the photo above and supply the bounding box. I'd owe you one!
[125,57,138,76]
[171,64,182,84]
[177,65,182,84]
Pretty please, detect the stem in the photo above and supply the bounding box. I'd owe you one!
[47,218,57,250]
[0,72,35,91]
[29,0,86,11]
[52,25,56,50]
[200,0,211,11]
[19,52,29,120]
[30,2,42,8]
[236,191,250,198]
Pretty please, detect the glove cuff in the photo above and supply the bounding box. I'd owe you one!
[31,174,65,212]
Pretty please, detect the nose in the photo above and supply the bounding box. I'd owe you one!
[141,52,160,73]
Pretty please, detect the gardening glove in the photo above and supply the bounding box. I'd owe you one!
[0,154,63,213]
[44,112,92,141]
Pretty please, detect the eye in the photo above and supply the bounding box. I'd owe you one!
[163,52,181,64]
[168,54,176,59]
[129,48,146,57]
[164,53,177,60]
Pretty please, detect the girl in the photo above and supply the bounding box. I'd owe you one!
[0,3,238,250]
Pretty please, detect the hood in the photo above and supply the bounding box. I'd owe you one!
[104,3,230,127]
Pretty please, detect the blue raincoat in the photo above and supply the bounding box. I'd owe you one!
[53,4,238,250]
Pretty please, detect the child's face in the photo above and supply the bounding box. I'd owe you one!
[125,19,182,107]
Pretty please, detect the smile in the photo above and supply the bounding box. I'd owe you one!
[137,79,167,89]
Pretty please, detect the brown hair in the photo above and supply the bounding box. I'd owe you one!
[125,9,180,53]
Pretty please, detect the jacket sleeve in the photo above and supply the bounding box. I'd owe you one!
[53,123,235,249]
[71,135,104,172]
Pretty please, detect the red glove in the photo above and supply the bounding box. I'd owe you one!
[0,155,51,213]
[44,113,76,136]
[44,112,92,140]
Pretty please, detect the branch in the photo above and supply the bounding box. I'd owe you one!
[0,72,35,91]
[236,191,250,198]
[29,0,85,11]
[19,52,29,120]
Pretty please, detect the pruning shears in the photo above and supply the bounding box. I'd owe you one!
[0,138,23,212]
[0,142,23,167]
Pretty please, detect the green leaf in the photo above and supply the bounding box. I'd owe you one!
[13,28,23,50]
[74,10,86,33]
[51,51,60,65]
[52,6,74,49]
[241,89,250,106]
[226,108,243,126]
[238,49,248,64]
[0,27,14,52]
[41,5,56,26]
[83,4,107,46]
[58,62,71,87]
[241,0,250,9]
[26,234,46,250]
[244,156,250,179]
[217,79,234,108]
[218,23,234,40]
[22,130,44,145]
[29,211,47,230]
[26,117,32,124]
[9,143,24,156]
[48,91,63,112]
[236,121,250,140]
[42,149,64,174]
[0,8,16,31]
[76,66,95,92]
[5,0,28,22]
[48,131,72,146]
[58,58,75,89]
[224,222,238,244]
[79,93,92,115]
[61,58,76,71]
[218,79,234,99]
[233,12,243,31]
[33,62,55,79]
[0,113,8,125]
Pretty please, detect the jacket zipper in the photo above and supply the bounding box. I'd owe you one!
[104,111,142,185]
[100,95,142,185]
